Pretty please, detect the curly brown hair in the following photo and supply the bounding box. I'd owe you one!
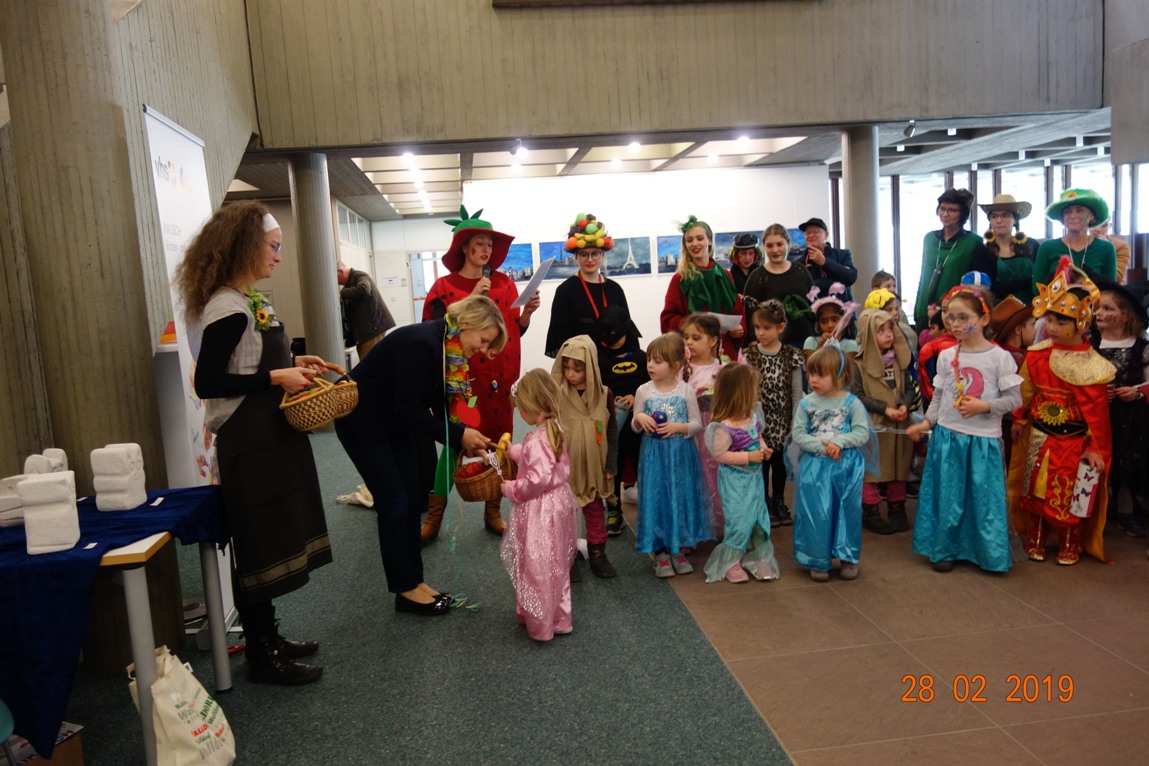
[175,201,273,320]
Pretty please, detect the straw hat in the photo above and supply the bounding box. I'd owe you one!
[978,194,1032,220]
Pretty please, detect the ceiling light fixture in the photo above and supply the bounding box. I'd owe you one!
[1044,158,1052,167]
[970,162,978,171]
[896,144,905,153]
[737,135,750,148]
[947,128,957,136]
[402,151,414,163]
[514,139,528,158]
[628,141,641,153]
[707,153,719,164]
[414,179,424,190]
[1097,146,1106,156]
[511,161,522,172]
[611,157,622,168]
[903,120,916,139]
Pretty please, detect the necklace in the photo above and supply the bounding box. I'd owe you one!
[1063,235,1092,267]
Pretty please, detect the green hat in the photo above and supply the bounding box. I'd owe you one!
[441,206,514,273]
[1044,188,1110,227]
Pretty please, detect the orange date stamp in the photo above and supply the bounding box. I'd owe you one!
[901,673,1075,703]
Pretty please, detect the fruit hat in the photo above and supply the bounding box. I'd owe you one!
[441,205,514,273]
[564,212,614,252]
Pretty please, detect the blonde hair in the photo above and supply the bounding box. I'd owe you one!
[647,332,686,373]
[711,363,760,422]
[511,368,565,458]
[446,296,508,357]
[175,201,271,321]
[676,219,715,279]
[807,345,852,390]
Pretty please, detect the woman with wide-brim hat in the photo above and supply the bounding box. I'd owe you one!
[1033,189,1117,290]
[421,207,541,541]
[970,194,1039,303]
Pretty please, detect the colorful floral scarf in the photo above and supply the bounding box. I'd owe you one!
[444,317,479,427]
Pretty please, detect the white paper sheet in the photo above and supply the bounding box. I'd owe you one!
[511,257,555,307]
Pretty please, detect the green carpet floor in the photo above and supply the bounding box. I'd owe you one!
[64,431,790,764]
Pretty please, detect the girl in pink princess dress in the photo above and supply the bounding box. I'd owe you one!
[500,369,580,642]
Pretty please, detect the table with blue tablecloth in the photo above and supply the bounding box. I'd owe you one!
[0,486,229,761]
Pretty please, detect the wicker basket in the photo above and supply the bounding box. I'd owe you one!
[454,448,516,502]
[279,365,359,431]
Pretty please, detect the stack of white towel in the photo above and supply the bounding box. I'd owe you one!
[17,470,80,555]
[90,443,147,511]
[2,448,71,528]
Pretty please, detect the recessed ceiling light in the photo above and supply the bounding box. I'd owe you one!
[947,128,957,136]
[414,179,424,190]
[402,152,414,162]
[708,154,719,164]
[896,144,905,152]
[628,141,641,153]
[515,146,528,159]
[418,190,428,200]
[737,135,750,148]
[970,162,978,171]
[511,162,522,172]
[611,157,622,168]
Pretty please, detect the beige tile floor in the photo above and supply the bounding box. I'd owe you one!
[626,497,1149,765]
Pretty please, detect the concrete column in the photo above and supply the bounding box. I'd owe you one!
[1,0,164,491]
[288,153,344,373]
[841,126,881,289]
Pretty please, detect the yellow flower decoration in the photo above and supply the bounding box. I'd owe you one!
[1036,401,1068,426]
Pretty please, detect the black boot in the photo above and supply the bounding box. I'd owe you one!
[772,497,793,526]
[588,543,617,578]
[246,633,324,686]
[887,501,909,533]
[862,503,895,535]
[570,557,583,582]
[275,621,319,660]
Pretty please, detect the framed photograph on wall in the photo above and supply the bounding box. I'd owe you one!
[713,232,738,269]
[502,243,534,282]
[656,235,680,275]
[602,237,651,277]
[540,241,577,281]
[788,228,806,255]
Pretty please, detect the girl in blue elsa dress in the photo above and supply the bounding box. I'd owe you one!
[791,344,876,581]
[702,362,780,583]
[631,333,713,578]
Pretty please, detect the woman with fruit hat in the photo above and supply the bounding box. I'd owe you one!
[420,207,541,541]
[544,212,638,357]
[336,295,507,615]
[660,215,746,359]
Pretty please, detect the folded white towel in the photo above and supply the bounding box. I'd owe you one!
[90,443,144,475]
[0,493,21,512]
[95,486,147,512]
[0,507,23,527]
[17,471,76,506]
[25,500,80,554]
[93,469,144,494]
[23,455,53,474]
[43,448,68,472]
[0,475,29,493]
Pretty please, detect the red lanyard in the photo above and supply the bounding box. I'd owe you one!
[578,272,608,319]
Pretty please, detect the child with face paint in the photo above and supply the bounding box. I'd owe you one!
[906,286,1023,572]
[849,309,918,534]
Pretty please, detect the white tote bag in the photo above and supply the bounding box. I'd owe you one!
[129,645,237,766]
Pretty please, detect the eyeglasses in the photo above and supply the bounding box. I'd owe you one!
[988,211,1014,220]
[937,206,962,215]
[944,313,978,324]
[267,241,282,253]
[576,251,602,260]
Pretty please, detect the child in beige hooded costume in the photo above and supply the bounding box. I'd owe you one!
[552,335,620,578]
[849,308,917,534]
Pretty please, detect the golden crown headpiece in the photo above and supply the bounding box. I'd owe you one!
[1031,256,1099,331]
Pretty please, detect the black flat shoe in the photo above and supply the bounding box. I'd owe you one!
[395,593,451,616]
[278,636,320,660]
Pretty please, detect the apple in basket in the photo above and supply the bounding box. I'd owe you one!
[456,462,487,479]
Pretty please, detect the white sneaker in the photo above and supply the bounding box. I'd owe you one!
[621,484,639,504]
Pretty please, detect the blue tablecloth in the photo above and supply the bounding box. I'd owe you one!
[0,486,228,757]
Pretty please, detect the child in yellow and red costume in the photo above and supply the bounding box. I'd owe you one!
[1007,258,1116,565]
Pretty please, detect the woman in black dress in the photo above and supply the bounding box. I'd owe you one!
[177,201,333,686]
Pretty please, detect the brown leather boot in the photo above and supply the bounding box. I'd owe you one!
[862,503,895,535]
[420,493,447,544]
[484,498,505,536]
[1024,514,1046,561]
[1056,524,1081,566]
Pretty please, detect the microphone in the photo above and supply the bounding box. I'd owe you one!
[481,264,491,294]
